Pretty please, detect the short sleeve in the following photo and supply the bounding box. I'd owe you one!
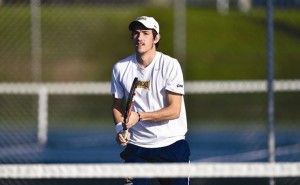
[110,64,124,99]
[165,59,185,95]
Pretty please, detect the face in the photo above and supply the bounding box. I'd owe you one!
[131,25,157,55]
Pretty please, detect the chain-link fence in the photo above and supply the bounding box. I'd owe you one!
[1,0,148,82]
[2,0,298,82]
[0,0,300,168]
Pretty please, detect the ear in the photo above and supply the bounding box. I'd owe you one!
[154,34,161,43]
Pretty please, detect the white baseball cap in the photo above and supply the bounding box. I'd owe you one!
[129,16,159,34]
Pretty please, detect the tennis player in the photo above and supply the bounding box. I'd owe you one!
[111,16,190,185]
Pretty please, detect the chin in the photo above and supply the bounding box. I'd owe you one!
[136,48,145,54]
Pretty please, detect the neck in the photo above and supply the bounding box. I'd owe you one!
[136,49,156,68]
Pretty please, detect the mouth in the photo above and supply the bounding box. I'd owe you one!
[135,42,144,47]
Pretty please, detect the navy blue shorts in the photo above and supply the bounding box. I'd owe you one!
[120,139,190,185]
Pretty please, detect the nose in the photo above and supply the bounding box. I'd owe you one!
[136,33,142,40]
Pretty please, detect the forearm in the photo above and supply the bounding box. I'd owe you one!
[138,92,182,122]
[112,108,124,124]
[139,106,180,122]
[112,98,125,125]
[112,98,130,146]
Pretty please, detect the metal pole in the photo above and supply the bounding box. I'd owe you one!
[38,86,48,146]
[217,0,229,15]
[30,0,42,82]
[266,0,275,185]
[173,0,186,74]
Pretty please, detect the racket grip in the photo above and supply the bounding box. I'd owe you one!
[122,129,128,138]
[120,129,128,146]
[121,121,128,138]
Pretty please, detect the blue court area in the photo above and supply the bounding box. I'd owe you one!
[1,128,299,164]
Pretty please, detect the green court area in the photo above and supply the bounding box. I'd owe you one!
[0,6,300,81]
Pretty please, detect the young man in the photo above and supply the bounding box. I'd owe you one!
[111,16,190,185]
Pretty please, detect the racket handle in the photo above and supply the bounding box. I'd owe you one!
[122,129,128,138]
[120,129,128,146]
[121,121,128,138]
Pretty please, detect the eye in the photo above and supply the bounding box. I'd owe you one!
[132,31,139,37]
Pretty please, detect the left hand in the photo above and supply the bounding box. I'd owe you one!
[125,112,140,129]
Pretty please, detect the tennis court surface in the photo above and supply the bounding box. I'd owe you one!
[1,129,300,163]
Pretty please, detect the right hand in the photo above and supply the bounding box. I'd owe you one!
[116,130,131,146]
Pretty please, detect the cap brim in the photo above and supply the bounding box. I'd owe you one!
[128,21,147,31]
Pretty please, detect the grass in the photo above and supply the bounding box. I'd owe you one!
[0,6,300,81]
[186,8,300,80]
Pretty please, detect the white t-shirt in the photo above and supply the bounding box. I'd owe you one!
[111,52,187,148]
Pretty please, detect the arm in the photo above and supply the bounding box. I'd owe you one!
[112,97,124,125]
[112,97,130,145]
[141,91,182,121]
[127,91,182,126]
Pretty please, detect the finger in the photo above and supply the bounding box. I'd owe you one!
[126,122,134,128]
[117,131,130,146]
[116,136,123,146]
[118,134,126,142]
[120,136,128,146]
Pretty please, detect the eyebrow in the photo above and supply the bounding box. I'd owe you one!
[133,29,152,33]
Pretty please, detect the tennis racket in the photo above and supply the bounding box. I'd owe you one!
[122,77,139,139]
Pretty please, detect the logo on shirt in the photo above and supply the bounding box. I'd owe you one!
[137,80,150,89]
[177,84,183,88]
